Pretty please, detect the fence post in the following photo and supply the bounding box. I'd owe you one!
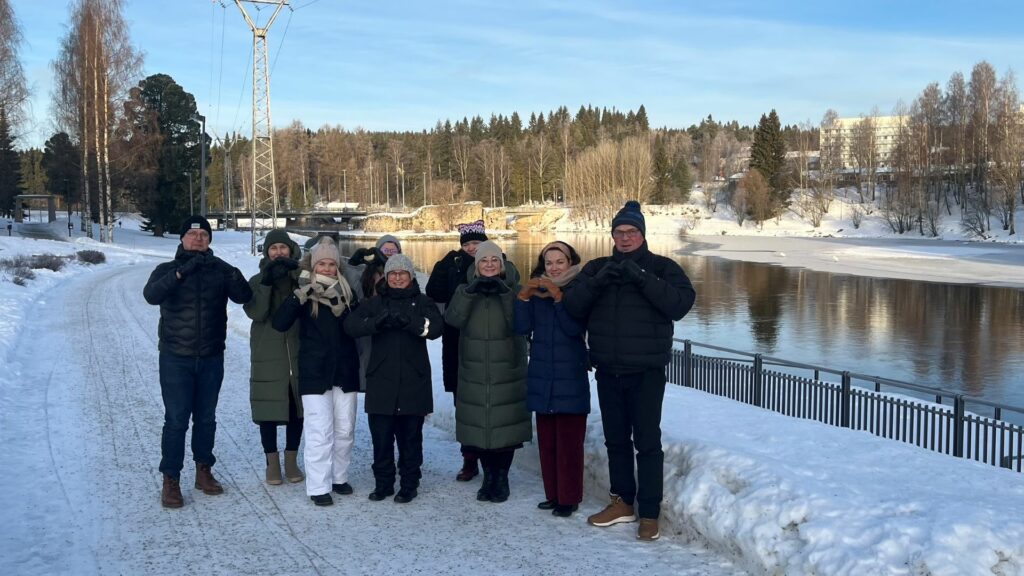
[684,340,693,389]
[840,371,851,428]
[752,354,763,407]
[953,395,965,458]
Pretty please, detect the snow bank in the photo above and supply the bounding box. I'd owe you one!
[429,374,1024,575]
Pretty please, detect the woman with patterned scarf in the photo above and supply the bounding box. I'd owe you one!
[513,241,591,518]
[273,237,361,507]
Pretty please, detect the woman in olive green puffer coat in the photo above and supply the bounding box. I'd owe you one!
[444,240,529,504]
[244,228,304,486]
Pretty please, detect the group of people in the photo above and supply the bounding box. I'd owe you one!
[144,200,696,542]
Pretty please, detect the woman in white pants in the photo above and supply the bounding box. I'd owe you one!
[273,237,361,506]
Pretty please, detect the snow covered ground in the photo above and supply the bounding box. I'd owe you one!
[1,215,1023,575]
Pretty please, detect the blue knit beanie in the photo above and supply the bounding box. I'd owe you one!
[611,200,646,237]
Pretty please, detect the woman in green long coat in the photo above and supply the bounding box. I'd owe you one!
[444,240,530,504]
[244,229,304,485]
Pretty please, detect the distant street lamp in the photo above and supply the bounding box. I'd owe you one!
[190,113,207,217]
[63,178,71,221]
[185,172,194,215]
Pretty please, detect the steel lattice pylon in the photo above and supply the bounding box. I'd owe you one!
[235,0,287,254]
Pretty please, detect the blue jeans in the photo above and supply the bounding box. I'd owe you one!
[159,352,224,479]
[595,368,666,520]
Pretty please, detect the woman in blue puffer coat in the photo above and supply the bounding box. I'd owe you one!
[513,241,590,518]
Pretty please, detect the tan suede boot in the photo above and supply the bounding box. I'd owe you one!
[266,452,283,485]
[284,450,304,483]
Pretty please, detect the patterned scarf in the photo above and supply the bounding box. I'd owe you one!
[300,270,354,318]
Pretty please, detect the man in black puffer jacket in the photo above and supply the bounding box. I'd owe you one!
[563,201,696,542]
[143,216,252,509]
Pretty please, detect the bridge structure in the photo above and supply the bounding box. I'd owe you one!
[205,208,368,231]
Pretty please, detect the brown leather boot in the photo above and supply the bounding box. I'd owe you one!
[161,475,184,508]
[456,456,479,482]
[195,463,224,495]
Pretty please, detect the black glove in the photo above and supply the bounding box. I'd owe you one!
[493,280,510,295]
[469,276,500,295]
[348,247,382,267]
[177,253,205,278]
[593,261,622,288]
[465,276,486,294]
[404,314,424,335]
[373,310,390,330]
[389,311,410,329]
[261,257,299,285]
[619,259,646,286]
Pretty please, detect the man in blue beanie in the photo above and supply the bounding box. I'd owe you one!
[563,200,696,541]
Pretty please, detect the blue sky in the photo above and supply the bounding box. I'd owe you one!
[13,0,1024,148]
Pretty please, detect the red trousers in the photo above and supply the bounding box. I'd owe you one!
[536,413,587,506]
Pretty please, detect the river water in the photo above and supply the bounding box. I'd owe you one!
[336,233,1024,409]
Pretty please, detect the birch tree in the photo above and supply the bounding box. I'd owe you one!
[0,0,29,134]
[52,0,140,241]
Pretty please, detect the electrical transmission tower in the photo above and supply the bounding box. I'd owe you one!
[234,0,288,254]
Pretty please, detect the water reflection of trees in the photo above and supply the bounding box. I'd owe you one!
[337,234,1024,404]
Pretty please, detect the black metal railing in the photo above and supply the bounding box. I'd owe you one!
[668,340,1024,472]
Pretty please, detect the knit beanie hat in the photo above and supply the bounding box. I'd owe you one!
[458,219,488,245]
[375,234,402,254]
[310,236,341,266]
[473,240,505,272]
[180,215,213,240]
[383,253,415,276]
[264,228,297,258]
[611,200,646,237]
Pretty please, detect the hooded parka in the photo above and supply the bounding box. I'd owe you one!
[444,261,531,450]
[244,229,302,422]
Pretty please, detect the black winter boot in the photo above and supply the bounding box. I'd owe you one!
[368,484,395,501]
[476,466,493,502]
[489,466,510,503]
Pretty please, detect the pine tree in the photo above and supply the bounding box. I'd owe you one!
[749,109,789,213]
[0,106,21,218]
[117,73,201,236]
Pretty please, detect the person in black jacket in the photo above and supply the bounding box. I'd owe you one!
[344,254,442,503]
[563,201,696,542]
[272,237,360,507]
[424,219,487,482]
[142,216,253,509]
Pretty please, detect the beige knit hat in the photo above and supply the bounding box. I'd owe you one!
[310,237,340,267]
[473,240,505,272]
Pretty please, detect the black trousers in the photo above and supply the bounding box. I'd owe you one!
[595,368,666,520]
[258,387,303,453]
[368,414,425,490]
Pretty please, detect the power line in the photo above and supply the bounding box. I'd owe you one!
[270,7,293,75]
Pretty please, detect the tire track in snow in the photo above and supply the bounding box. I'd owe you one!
[13,258,746,576]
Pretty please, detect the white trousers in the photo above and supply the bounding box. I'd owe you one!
[301,388,358,496]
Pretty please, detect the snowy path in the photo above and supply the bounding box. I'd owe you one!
[0,260,744,576]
